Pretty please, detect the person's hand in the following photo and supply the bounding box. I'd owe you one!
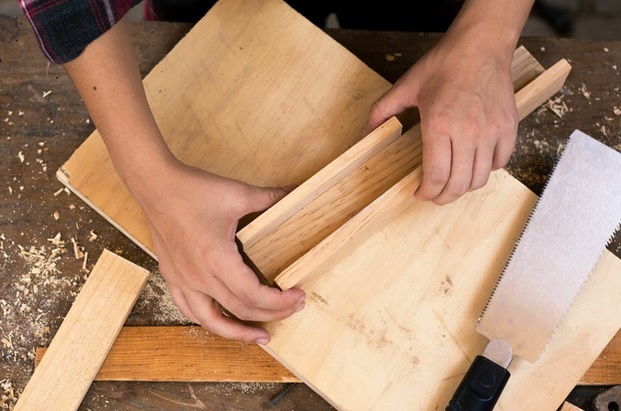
[365,28,518,205]
[134,159,306,344]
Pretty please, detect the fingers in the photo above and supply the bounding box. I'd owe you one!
[364,78,419,135]
[184,289,272,344]
[415,120,511,205]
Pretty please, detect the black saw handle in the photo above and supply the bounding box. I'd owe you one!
[446,355,511,411]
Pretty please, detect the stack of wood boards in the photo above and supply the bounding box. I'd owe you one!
[57,0,621,409]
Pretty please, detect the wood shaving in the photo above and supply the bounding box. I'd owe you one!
[17,152,24,163]
[42,90,52,98]
[580,83,591,99]
[614,107,621,116]
[53,211,59,221]
[53,187,64,196]
[542,96,569,118]
[88,231,97,242]
[70,237,84,260]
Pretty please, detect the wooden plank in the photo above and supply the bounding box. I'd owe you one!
[581,329,621,385]
[56,0,392,260]
[34,326,620,385]
[14,250,149,411]
[35,326,299,383]
[238,46,549,282]
[274,59,571,290]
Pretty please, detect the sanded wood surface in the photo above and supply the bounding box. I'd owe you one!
[264,166,621,410]
[13,250,149,411]
[35,326,299,382]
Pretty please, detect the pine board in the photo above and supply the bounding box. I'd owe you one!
[34,325,620,385]
[14,250,149,411]
[35,326,298,383]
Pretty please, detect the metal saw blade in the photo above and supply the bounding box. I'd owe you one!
[476,129,621,362]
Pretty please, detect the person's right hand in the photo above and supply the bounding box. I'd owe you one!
[132,159,306,344]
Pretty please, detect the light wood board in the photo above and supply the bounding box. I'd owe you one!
[264,165,621,410]
[35,325,620,385]
[14,250,149,411]
[35,326,298,382]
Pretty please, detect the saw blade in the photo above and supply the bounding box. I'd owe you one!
[476,129,621,362]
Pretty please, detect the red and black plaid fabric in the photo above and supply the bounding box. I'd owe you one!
[20,0,141,64]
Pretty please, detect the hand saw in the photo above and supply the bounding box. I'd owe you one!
[446,130,621,411]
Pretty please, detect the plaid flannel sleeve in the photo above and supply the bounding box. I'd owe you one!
[20,0,141,64]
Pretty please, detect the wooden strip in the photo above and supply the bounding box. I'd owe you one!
[35,326,299,383]
[14,250,149,411]
[516,59,572,119]
[274,58,572,290]
[34,325,619,385]
[581,328,621,385]
[238,47,552,282]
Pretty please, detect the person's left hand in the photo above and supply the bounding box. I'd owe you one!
[364,30,518,205]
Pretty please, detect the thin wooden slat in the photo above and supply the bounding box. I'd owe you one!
[14,250,149,411]
[274,58,572,290]
[34,326,620,385]
[35,326,299,383]
[238,46,552,282]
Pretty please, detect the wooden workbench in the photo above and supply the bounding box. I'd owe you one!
[1,14,619,410]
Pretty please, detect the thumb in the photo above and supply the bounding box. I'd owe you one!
[242,184,295,215]
[364,71,422,135]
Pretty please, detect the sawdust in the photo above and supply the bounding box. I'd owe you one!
[0,379,17,410]
[133,269,188,325]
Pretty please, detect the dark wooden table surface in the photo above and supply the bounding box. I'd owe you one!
[1,15,620,411]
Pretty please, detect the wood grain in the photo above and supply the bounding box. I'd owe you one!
[34,325,620,385]
[35,326,299,383]
[14,250,149,411]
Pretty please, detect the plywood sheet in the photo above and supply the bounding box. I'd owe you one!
[264,166,621,410]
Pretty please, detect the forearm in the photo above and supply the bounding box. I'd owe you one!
[64,20,175,198]
[446,0,535,59]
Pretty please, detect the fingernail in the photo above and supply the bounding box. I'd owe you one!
[295,301,305,312]
[256,337,269,345]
